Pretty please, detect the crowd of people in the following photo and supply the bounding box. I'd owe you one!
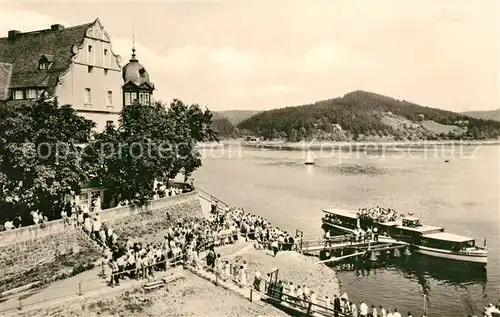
[483,301,500,317]
[0,182,195,232]
[356,206,400,223]
[1,187,456,316]
[190,200,420,317]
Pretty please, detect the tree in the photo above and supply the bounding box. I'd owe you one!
[87,99,218,206]
[0,100,95,221]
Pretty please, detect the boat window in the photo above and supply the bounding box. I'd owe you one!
[465,240,475,247]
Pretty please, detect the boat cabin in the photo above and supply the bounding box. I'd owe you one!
[322,209,359,231]
[420,232,476,252]
[373,216,444,243]
[401,216,421,228]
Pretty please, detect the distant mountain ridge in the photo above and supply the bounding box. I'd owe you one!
[213,110,260,125]
[462,109,500,121]
[236,90,500,141]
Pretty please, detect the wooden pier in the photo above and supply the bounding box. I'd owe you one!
[296,234,409,263]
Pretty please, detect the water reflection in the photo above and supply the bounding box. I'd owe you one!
[306,164,314,175]
[329,253,487,296]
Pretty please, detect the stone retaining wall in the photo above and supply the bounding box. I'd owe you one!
[0,190,202,280]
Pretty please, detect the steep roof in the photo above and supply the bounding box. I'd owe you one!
[0,22,92,97]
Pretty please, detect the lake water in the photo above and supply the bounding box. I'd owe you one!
[193,143,500,316]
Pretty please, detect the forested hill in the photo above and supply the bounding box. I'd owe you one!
[237,91,500,141]
[462,109,500,121]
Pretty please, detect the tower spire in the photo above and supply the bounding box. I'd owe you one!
[130,27,138,62]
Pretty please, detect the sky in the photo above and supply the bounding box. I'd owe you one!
[0,1,499,112]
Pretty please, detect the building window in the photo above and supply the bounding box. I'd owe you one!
[103,48,109,68]
[106,120,113,127]
[87,45,93,64]
[139,93,144,104]
[104,69,108,75]
[124,92,131,106]
[39,63,50,70]
[26,89,37,99]
[88,66,93,73]
[106,91,113,107]
[145,93,150,105]
[13,90,23,100]
[131,92,137,103]
[84,88,92,104]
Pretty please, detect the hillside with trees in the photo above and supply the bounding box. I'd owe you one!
[237,91,500,141]
[462,109,500,121]
[211,113,236,137]
[214,110,260,125]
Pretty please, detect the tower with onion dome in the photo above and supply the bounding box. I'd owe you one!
[121,45,154,107]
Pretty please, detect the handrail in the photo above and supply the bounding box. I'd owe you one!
[191,262,351,317]
[197,188,231,208]
[0,259,185,313]
[78,223,109,251]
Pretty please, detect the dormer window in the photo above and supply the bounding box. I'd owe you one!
[39,54,54,70]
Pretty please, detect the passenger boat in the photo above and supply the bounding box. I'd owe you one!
[321,208,488,265]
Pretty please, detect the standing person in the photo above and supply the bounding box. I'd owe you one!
[110,259,119,287]
[380,306,387,317]
[61,208,69,227]
[372,305,378,317]
[350,301,358,317]
[333,294,341,317]
[360,301,369,317]
[392,309,401,317]
[93,213,102,242]
[271,240,279,257]
[253,270,261,291]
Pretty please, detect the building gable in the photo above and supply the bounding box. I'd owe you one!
[0,22,92,97]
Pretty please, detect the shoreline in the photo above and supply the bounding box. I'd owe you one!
[199,139,500,151]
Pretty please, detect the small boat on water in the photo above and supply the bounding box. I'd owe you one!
[305,150,315,165]
[321,208,487,265]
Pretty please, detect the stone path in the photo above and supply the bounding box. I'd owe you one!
[0,266,182,316]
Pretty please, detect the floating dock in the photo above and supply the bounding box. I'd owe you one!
[296,234,409,263]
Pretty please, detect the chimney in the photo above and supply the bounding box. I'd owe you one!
[50,24,65,31]
[7,30,20,41]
